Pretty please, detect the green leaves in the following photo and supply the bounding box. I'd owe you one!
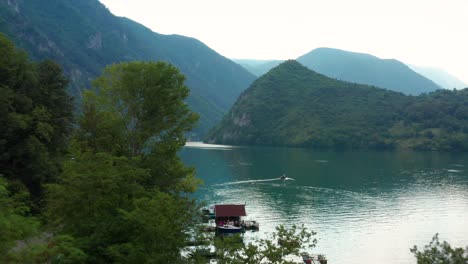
[411,234,468,264]
[81,61,198,157]
[78,61,199,193]
[46,61,200,263]
[0,34,73,200]
[198,224,318,264]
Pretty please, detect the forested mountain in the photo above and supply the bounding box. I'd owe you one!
[206,60,468,151]
[0,0,255,137]
[408,65,467,90]
[297,48,441,95]
[232,59,284,76]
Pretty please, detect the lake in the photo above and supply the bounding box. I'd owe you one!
[179,142,468,264]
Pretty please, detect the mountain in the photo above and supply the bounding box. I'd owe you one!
[297,48,441,95]
[206,60,468,151]
[232,59,284,77]
[0,0,255,138]
[408,65,467,90]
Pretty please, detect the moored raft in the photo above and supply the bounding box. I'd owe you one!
[214,204,246,234]
[242,220,259,230]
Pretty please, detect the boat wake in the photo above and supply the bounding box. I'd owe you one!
[217,177,295,186]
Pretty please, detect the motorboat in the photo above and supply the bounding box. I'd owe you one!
[216,224,243,234]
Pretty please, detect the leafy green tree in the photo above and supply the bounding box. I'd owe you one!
[411,234,468,264]
[47,61,200,263]
[47,146,197,263]
[78,61,200,192]
[80,61,198,156]
[189,225,317,264]
[0,34,73,202]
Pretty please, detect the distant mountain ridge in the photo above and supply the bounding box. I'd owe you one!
[297,48,441,95]
[408,65,467,90]
[207,60,468,151]
[0,0,256,137]
[233,48,452,95]
[232,59,283,77]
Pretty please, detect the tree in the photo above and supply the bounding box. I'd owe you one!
[411,234,468,264]
[188,225,318,264]
[0,34,73,202]
[80,61,198,156]
[78,61,199,192]
[47,61,200,263]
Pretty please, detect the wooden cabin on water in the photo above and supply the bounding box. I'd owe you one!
[214,204,246,234]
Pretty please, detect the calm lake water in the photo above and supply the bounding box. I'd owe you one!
[179,143,468,264]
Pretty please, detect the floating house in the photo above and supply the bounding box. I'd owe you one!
[214,204,246,234]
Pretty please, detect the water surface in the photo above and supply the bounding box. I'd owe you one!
[180,143,468,264]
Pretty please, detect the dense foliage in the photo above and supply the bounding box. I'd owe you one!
[46,61,200,263]
[1,35,202,262]
[0,177,38,259]
[0,33,85,263]
[207,60,468,151]
[297,47,441,95]
[217,225,317,264]
[0,0,255,138]
[187,225,317,264]
[411,234,468,264]
[0,33,73,202]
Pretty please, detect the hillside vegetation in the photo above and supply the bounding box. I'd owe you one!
[0,0,255,137]
[207,60,468,151]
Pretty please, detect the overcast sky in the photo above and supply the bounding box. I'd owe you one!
[99,0,468,84]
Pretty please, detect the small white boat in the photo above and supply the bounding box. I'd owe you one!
[216,225,243,234]
[279,173,295,181]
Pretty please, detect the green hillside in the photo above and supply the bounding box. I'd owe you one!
[297,48,441,95]
[206,60,468,151]
[0,0,255,137]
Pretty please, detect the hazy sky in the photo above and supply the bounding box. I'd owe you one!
[99,0,468,84]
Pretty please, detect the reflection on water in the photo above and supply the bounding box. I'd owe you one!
[179,144,468,264]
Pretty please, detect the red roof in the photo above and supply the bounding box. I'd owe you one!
[214,204,246,217]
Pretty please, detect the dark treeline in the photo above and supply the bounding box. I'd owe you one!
[207,60,468,151]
